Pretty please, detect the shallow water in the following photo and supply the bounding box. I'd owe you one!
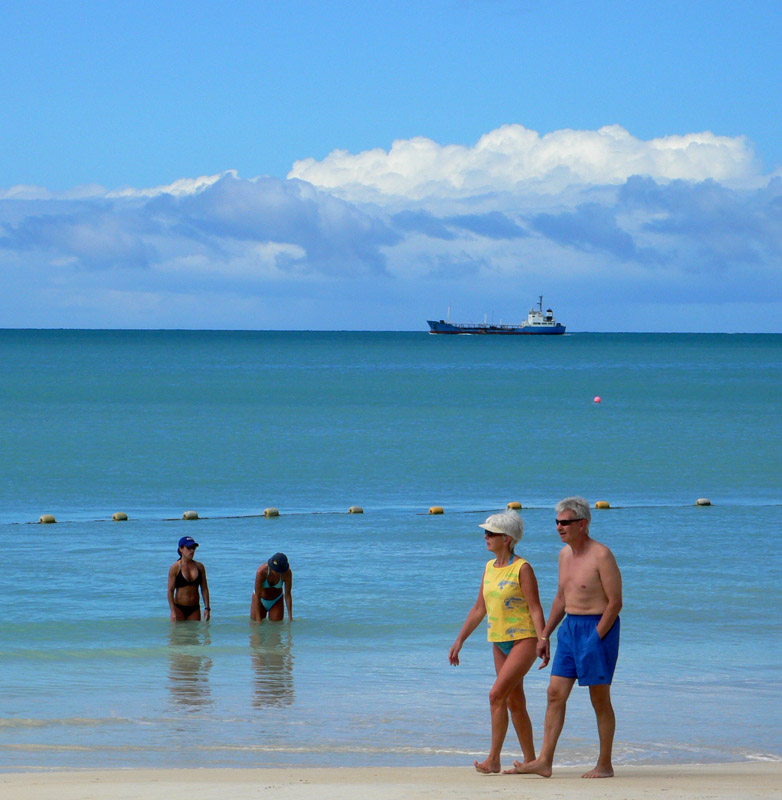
[0,331,780,769]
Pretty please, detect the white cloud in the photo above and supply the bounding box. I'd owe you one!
[289,124,762,201]
[0,125,780,331]
[0,183,112,201]
[106,171,237,199]
[0,185,56,201]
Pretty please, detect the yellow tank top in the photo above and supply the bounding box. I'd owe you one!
[483,556,536,642]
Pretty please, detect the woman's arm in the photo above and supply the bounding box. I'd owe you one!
[536,583,566,668]
[167,563,179,621]
[448,580,487,665]
[199,562,211,621]
[284,570,293,620]
[252,564,266,619]
[519,562,546,639]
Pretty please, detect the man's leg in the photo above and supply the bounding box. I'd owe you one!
[582,684,615,778]
[508,675,575,776]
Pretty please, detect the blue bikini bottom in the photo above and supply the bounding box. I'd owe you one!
[260,594,283,611]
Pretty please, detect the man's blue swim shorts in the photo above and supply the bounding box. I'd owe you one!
[551,614,620,686]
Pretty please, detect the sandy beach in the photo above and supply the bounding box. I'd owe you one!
[2,762,779,800]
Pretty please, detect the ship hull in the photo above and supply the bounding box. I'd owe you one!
[426,320,565,335]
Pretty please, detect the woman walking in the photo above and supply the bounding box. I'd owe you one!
[449,511,545,773]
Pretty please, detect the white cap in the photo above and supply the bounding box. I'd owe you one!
[478,510,524,544]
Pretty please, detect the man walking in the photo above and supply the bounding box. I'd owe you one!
[510,496,622,778]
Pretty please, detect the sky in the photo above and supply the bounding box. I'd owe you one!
[1,0,780,332]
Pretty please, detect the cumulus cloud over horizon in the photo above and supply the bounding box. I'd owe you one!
[1,124,780,331]
[288,124,765,201]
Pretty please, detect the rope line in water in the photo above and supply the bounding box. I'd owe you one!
[16,497,775,525]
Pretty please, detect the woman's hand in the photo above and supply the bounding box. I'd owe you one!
[536,637,550,668]
[448,642,462,665]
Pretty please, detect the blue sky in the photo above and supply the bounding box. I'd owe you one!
[1,0,780,331]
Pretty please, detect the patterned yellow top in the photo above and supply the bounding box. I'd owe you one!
[483,556,536,642]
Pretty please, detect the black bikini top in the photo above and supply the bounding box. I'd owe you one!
[175,563,202,589]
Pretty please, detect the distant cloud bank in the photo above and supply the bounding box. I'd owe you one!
[1,125,780,331]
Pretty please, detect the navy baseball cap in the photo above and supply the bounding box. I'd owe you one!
[178,536,199,550]
[268,552,289,573]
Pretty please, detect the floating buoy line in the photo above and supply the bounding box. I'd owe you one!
[17,497,746,526]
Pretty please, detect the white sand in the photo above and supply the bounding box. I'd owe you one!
[1,762,780,800]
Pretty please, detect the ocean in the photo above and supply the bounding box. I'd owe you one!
[0,330,780,770]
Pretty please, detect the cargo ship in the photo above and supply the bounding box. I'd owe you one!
[427,296,566,335]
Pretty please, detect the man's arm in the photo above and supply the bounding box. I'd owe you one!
[595,547,622,639]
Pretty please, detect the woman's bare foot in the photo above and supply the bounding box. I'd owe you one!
[508,758,552,777]
[474,757,501,774]
[582,764,613,778]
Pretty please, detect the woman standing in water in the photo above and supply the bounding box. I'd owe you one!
[168,536,211,621]
[251,552,293,622]
[449,511,546,774]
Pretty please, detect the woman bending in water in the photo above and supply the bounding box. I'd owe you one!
[250,552,293,622]
[168,536,211,621]
[449,511,546,774]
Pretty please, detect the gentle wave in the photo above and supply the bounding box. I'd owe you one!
[1,739,778,767]
[0,718,130,729]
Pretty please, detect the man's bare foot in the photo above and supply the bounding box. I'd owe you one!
[474,757,500,774]
[582,765,614,778]
[508,758,552,777]
[502,758,535,774]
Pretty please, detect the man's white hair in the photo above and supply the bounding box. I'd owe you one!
[555,496,591,525]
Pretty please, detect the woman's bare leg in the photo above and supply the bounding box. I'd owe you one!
[475,638,537,773]
[250,593,267,621]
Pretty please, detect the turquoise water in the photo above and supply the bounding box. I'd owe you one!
[0,331,780,769]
